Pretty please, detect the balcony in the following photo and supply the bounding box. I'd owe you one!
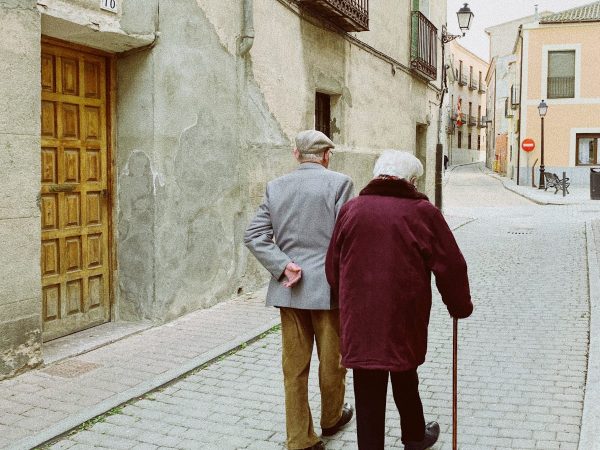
[468,115,477,127]
[547,76,575,99]
[410,11,438,81]
[297,0,369,32]
[469,78,478,91]
[478,84,486,94]
[511,85,520,109]
[458,74,468,86]
[478,116,487,128]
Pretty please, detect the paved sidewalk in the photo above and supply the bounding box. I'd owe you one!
[484,168,598,206]
[0,291,278,450]
[581,219,600,450]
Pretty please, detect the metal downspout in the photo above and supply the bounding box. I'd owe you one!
[517,26,524,185]
[239,0,255,56]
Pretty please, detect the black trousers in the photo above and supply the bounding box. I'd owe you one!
[353,368,425,450]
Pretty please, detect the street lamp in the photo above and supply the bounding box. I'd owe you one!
[436,3,474,209]
[538,100,548,189]
[457,3,474,35]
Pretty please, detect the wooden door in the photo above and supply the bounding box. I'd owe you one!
[40,41,112,341]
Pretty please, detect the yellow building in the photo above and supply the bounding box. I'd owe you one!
[515,1,600,185]
[445,41,487,165]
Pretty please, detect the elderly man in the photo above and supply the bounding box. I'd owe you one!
[244,130,354,450]
[325,150,473,450]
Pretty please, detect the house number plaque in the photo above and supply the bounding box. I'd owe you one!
[100,0,118,13]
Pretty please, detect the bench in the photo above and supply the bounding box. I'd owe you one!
[544,172,570,195]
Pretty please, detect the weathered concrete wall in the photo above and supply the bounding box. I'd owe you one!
[39,0,155,52]
[116,0,291,321]
[0,0,42,380]
[115,0,446,321]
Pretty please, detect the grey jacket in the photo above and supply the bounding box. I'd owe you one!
[244,163,354,310]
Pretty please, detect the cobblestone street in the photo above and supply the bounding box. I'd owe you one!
[44,164,598,450]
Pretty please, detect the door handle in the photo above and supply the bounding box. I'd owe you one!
[49,184,77,192]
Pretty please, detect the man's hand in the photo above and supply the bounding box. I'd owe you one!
[283,262,302,288]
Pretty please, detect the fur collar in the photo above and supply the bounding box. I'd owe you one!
[359,178,429,201]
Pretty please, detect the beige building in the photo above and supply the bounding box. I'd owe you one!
[444,41,487,165]
[0,0,447,379]
[513,2,600,185]
[484,10,553,174]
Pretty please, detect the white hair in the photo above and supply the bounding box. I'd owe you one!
[298,150,326,162]
[373,150,424,180]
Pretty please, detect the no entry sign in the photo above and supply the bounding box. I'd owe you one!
[522,138,535,152]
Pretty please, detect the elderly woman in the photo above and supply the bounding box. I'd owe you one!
[325,150,473,450]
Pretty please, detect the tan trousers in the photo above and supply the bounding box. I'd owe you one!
[280,307,347,449]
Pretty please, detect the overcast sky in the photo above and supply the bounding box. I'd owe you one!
[446,0,596,61]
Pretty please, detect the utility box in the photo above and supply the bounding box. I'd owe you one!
[591,168,600,200]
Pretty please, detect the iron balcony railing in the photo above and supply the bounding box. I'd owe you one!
[458,73,468,86]
[547,76,575,99]
[410,11,438,81]
[478,116,487,128]
[478,83,486,94]
[511,84,520,109]
[469,78,478,91]
[468,115,477,126]
[297,0,369,32]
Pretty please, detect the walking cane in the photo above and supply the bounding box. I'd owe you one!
[452,318,458,450]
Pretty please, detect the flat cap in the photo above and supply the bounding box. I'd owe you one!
[295,130,335,154]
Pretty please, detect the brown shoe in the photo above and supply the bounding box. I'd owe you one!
[321,403,354,436]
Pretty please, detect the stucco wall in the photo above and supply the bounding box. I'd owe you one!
[115,0,445,321]
[0,0,43,379]
[520,23,600,179]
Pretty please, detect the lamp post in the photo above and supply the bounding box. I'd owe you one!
[436,3,474,209]
[538,100,548,189]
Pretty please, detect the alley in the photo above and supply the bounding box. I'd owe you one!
[46,164,595,450]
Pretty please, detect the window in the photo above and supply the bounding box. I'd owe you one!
[479,71,482,87]
[459,60,463,78]
[477,135,481,150]
[469,66,473,83]
[315,93,331,137]
[458,131,463,148]
[413,0,429,16]
[576,134,600,165]
[468,133,472,150]
[548,50,575,99]
[468,102,472,117]
[478,105,481,122]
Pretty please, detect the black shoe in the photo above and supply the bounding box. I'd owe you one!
[301,441,325,450]
[404,421,440,450]
[321,403,354,436]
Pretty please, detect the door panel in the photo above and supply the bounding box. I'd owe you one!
[40,42,111,342]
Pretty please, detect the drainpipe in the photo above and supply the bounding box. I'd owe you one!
[239,0,255,56]
[516,26,524,185]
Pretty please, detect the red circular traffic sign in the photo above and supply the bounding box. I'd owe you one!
[522,138,535,152]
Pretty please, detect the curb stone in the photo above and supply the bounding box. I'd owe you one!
[14,317,281,450]
[580,221,600,450]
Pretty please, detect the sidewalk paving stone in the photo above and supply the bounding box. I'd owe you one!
[0,291,278,450]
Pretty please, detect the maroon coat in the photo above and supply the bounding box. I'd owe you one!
[325,178,473,372]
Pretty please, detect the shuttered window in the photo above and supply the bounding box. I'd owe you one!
[547,51,575,99]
